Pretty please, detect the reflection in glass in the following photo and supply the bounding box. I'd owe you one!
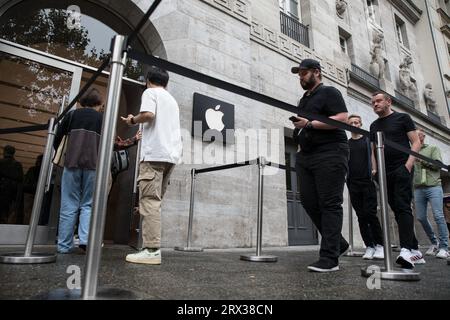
[0,53,71,225]
[0,3,144,79]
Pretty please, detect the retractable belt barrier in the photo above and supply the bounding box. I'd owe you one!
[175,157,278,262]
[128,49,449,172]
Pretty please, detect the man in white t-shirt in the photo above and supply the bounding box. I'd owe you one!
[121,66,182,265]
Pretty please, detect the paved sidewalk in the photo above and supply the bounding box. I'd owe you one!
[0,245,449,300]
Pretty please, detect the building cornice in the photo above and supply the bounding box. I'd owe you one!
[388,0,423,24]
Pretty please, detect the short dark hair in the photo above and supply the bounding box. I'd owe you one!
[79,88,103,108]
[4,145,15,156]
[371,91,391,101]
[147,66,169,87]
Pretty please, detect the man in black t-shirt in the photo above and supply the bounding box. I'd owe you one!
[291,59,349,272]
[370,92,422,269]
[347,115,384,260]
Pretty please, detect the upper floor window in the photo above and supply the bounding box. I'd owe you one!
[366,0,381,26]
[279,0,300,19]
[395,15,409,49]
[340,36,347,54]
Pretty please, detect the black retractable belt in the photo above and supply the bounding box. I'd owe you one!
[0,124,48,135]
[128,49,449,172]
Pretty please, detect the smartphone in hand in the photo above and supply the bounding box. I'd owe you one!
[289,116,299,122]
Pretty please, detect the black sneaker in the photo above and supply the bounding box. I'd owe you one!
[79,244,86,252]
[307,259,339,273]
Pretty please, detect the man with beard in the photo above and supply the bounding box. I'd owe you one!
[290,59,350,272]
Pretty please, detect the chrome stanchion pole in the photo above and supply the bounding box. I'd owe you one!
[42,36,136,299]
[345,190,364,257]
[175,169,203,252]
[241,157,277,262]
[0,118,57,264]
[81,35,135,299]
[361,132,419,281]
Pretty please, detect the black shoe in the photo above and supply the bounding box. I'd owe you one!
[307,259,339,273]
[79,244,86,252]
[340,240,349,256]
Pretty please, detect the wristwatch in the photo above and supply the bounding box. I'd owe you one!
[305,121,314,129]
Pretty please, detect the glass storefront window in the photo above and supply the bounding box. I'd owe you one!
[0,0,145,80]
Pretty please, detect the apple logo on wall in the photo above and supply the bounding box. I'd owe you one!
[205,105,225,132]
[192,93,235,144]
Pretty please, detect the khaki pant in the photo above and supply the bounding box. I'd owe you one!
[138,161,174,249]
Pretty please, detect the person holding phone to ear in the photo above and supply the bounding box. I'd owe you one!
[290,59,349,273]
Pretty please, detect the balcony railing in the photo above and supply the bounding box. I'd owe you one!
[280,11,310,47]
[394,90,415,109]
[350,64,380,88]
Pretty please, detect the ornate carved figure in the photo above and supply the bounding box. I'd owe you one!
[336,0,348,18]
[399,56,418,101]
[424,83,438,114]
[369,32,385,79]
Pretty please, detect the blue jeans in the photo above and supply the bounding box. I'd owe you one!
[58,168,96,253]
[414,186,449,250]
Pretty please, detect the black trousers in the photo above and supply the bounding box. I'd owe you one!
[386,165,418,250]
[348,180,383,248]
[296,147,349,264]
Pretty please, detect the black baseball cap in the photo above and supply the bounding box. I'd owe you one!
[291,59,321,74]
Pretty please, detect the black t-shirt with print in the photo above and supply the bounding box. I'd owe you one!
[370,112,416,174]
[294,84,348,152]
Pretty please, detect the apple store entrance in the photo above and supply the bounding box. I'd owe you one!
[0,0,148,245]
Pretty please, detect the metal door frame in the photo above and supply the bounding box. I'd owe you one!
[0,39,82,245]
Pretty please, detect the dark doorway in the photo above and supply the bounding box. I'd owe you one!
[285,137,318,245]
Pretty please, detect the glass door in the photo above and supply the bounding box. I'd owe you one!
[0,39,82,245]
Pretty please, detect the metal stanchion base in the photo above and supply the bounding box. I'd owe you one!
[361,266,420,281]
[0,252,56,264]
[36,287,137,300]
[344,250,364,257]
[240,255,278,262]
[174,246,203,252]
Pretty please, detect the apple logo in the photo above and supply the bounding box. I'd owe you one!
[205,105,225,132]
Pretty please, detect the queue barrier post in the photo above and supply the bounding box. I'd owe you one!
[345,190,364,257]
[174,168,203,252]
[0,118,57,264]
[241,157,278,263]
[361,132,420,281]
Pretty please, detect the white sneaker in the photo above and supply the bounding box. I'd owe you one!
[362,247,375,260]
[436,249,449,259]
[126,248,161,265]
[425,244,439,256]
[410,249,426,264]
[373,245,384,260]
[396,248,414,269]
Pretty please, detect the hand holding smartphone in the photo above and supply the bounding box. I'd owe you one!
[289,116,299,122]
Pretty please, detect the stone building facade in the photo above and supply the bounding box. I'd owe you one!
[0,0,448,248]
